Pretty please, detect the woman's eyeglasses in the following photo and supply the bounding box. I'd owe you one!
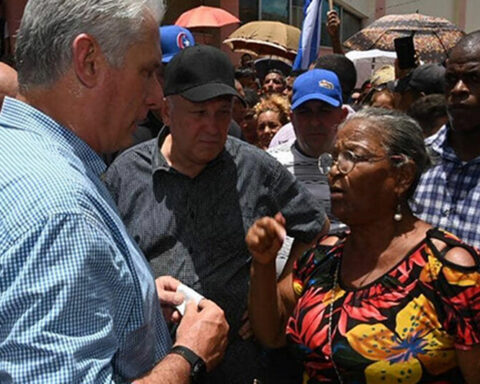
[318,150,406,175]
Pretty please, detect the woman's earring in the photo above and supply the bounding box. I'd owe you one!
[394,203,402,222]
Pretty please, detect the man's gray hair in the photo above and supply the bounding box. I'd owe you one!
[16,0,166,92]
[341,107,430,199]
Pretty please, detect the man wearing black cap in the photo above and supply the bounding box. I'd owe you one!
[104,45,329,383]
[394,63,446,111]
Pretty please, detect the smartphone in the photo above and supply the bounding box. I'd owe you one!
[394,36,416,70]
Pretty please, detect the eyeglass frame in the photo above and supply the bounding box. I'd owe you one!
[318,150,407,176]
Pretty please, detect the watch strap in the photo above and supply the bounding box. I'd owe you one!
[169,345,206,381]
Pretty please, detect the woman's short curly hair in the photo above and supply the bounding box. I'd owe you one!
[254,94,291,126]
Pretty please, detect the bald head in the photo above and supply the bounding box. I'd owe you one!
[0,63,17,108]
[449,30,480,62]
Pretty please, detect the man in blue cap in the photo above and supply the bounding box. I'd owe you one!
[269,69,348,274]
[160,25,195,63]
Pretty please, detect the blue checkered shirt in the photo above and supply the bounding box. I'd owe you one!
[0,98,171,383]
[411,124,480,248]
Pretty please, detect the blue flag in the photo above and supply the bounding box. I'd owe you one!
[293,0,324,70]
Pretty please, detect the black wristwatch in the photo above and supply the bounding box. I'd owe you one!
[169,345,206,382]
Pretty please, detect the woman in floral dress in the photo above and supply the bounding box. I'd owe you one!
[246,108,480,383]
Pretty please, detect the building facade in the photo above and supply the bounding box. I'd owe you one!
[163,0,479,66]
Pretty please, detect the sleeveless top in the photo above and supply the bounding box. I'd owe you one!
[286,228,480,383]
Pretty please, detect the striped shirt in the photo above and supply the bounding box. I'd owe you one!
[0,98,170,383]
[411,124,480,249]
[268,140,346,275]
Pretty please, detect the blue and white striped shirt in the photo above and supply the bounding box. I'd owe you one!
[0,98,171,383]
[411,124,480,249]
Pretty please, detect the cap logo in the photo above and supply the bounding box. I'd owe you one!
[177,32,191,49]
[319,80,334,90]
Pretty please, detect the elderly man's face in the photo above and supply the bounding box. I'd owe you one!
[100,16,163,152]
[164,95,233,169]
[262,72,285,95]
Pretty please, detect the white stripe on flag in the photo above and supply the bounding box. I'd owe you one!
[293,0,323,70]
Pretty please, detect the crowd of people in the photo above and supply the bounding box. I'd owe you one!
[0,0,480,383]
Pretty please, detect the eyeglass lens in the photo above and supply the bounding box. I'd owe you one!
[318,151,357,175]
[318,153,333,175]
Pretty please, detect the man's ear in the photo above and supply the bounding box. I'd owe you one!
[72,33,103,88]
[393,158,416,196]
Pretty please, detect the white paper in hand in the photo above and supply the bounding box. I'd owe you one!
[175,283,205,316]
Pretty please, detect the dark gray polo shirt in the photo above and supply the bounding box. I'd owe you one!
[104,127,327,383]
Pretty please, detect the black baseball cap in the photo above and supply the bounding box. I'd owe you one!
[395,64,446,95]
[164,44,240,102]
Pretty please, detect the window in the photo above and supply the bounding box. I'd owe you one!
[261,0,289,23]
[239,0,258,24]
[291,0,303,28]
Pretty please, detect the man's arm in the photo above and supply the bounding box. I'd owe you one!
[0,214,125,383]
[246,214,328,348]
[136,300,229,383]
[326,10,344,55]
[0,212,229,384]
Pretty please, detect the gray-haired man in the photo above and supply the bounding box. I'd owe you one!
[0,1,228,383]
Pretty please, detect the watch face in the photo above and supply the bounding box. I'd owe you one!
[191,358,206,380]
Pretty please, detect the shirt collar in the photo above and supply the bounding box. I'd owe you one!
[151,126,171,174]
[428,123,480,164]
[0,97,106,176]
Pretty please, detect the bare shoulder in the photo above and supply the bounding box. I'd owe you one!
[444,246,479,268]
[319,235,342,246]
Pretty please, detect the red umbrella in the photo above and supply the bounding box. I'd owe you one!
[175,6,240,29]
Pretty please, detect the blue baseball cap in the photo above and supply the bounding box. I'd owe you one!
[291,69,343,110]
[160,25,195,63]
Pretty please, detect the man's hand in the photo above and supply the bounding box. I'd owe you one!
[174,300,229,371]
[326,9,344,54]
[326,10,341,39]
[246,212,286,266]
[155,276,184,324]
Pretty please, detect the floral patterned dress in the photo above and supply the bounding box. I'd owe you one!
[286,229,480,383]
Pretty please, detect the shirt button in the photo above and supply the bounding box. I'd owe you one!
[188,247,193,253]
[442,208,450,216]
[190,210,194,219]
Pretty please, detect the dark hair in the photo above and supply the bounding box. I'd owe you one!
[314,54,357,100]
[235,67,256,80]
[265,68,286,81]
[244,88,260,108]
[407,94,447,136]
[341,108,431,199]
[289,69,306,78]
